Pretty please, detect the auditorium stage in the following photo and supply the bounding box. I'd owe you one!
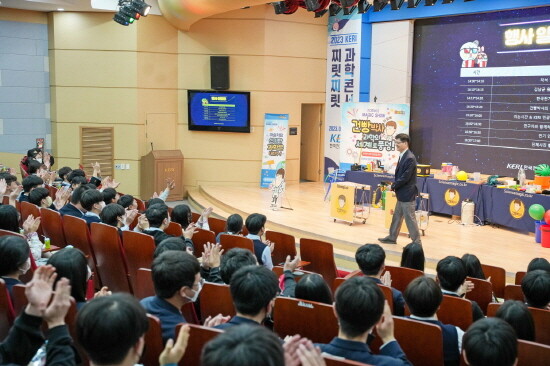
[188,182,549,279]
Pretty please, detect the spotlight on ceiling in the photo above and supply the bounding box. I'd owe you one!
[407,0,422,7]
[357,0,372,13]
[373,0,387,11]
[130,0,151,16]
[425,0,437,5]
[442,0,454,3]
[305,0,321,11]
[113,0,151,26]
[329,3,342,16]
[464,0,475,1]
[272,1,289,14]
[390,0,405,10]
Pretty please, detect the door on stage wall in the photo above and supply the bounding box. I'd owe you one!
[300,104,324,182]
[146,113,177,151]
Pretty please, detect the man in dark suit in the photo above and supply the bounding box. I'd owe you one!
[379,133,422,245]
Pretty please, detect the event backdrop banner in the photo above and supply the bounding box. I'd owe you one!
[340,102,410,173]
[324,11,362,175]
[261,113,289,188]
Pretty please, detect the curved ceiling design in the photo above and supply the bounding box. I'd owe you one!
[158,0,269,31]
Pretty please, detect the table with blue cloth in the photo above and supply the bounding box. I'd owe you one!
[423,178,485,222]
[481,186,550,233]
[344,171,427,204]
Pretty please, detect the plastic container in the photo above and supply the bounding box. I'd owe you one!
[541,224,550,248]
[535,220,542,243]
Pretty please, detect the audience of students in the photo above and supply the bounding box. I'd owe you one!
[462,318,517,366]
[171,204,212,231]
[400,242,425,272]
[0,236,31,298]
[18,175,44,202]
[59,184,90,218]
[461,253,486,280]
[143,203,195,249]
[495,300,535,342]
[355,244,405,316]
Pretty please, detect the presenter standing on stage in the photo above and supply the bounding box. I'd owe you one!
[378,133,422,245]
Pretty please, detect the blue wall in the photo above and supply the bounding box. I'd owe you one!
[359,0,550,100]
[0,20,50,153]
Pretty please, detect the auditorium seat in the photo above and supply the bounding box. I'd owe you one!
[122,231,155,291]
[165,221,183,237]
[219,234,254,253]
[46,184,58,198]
[299,238,338,287]
[504,284,524,301]
[1,196,8,206]
[199,282,235,322]
[40,207,67,247]
[481,263,505,298]
[265,230,297,266]
[63,215,100,287]
[90,223,132,293]
[371,317,444,366]
[141,314,163,366]
[177,323,224,366]
[273,296,338,344]
[517,339,550,366]
[129,212,140,231]
[0,279,14,342]
[323,355,373,366]
[135,268,154,300]
[515,271,526,285]
[529,307,550,346]
[208,217,226,236]
[191,228,216,258]
[0,229,25,238]
[465,276,493,314]
[486,302,501,317]
[437,295,473,331]
[135,197,146,212]
[10,284,27,316]
[20,201,43,237]
[191,212,201,224]
[384,265,423,293]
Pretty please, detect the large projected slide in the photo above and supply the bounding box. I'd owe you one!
[411,7,550,177]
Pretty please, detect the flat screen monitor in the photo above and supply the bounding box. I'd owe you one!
[187,90,250,133]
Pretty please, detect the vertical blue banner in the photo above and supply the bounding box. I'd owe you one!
[261,113,289,188]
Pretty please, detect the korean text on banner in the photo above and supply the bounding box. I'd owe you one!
[340,102,410,174]
[261,113,289,188]
[324,12,362,176]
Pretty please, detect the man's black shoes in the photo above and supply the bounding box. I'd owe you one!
[378,237,397,244]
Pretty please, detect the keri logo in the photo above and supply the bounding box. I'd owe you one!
[507,164,533,170]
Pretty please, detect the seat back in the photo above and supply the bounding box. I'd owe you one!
[515,271,526,285]
[273,297,338,343]
[323,355,372,366]
[208,217,226,236]
[481,263,505,298]
[62,215,94,259]
[266,230,297,266]
[0,279,14,342]
[393,317,443,366]
[178,323,224,366]
[199,282,235,322]
[486,302,501,317]
[165,221,183,237]
[437,295,473,331]
[299,238,338,287]
[384,265,423,293]
[135,268,155,300]
[377,284,395,314]
[20,201,43,236]
[504,284,524,301]
[2,196,9,205]
[141,315,163,366]
[465,276,493,314]
[90,223,132,293]
[529,306,550,346]
[40,207,67,247]
[192,228,216,258]
[219,234,254,253]
[122,231,155,291]
[135,197,146,212]
[0,229,25,238]
[517,339,550,366]
[46,184,58,198]
[11,284,28,316]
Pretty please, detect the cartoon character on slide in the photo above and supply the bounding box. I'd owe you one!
[459,40,479,68]
[270,168,286,209]
[476,46,488,68]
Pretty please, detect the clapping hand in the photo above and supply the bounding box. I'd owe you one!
[381,271,392,287]
[159,324,190,366]
[0,178,7,195]
[23,215,41,235]
[283,255,301,273]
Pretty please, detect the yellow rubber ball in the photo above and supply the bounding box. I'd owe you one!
[456,171,468,181]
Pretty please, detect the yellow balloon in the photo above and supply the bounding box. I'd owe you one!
[456,171,468,181]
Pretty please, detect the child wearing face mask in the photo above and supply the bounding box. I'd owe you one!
[0,236,32,299]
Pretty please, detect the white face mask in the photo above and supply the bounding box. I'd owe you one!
[184,280,203,302]
[19,258,31,275]
[45,196,53,207]
[35,158,43,163]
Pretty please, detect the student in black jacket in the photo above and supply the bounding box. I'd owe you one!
[142,203,195,250]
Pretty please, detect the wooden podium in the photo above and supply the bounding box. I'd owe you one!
[140,150,184,202]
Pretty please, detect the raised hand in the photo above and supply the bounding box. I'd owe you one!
[183,223,198,240]
[0,178,7,195]
[25,265,57,317]
[296,341,326,366]
[94,286,112,298]
[125,209,139,227]
[283,255,301,273]
[166,178,176,191]
[266,240,275,253]
[159,324,190,366]
[381,271,392,287]
[43,277,72,328]
[23,215,41,235]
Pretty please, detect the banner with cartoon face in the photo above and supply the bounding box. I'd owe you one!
[324,12,362,176]
[340,102,410,173]
[261,113,288,188]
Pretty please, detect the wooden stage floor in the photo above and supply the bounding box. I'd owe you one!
[189,182,550,278]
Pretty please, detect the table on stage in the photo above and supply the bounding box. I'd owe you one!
[344,171,427,202]
[423,178,485,222]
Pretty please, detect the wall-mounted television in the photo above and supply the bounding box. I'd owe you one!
[187,90,250,133]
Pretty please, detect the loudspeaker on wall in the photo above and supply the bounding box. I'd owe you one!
[210,56,230,90]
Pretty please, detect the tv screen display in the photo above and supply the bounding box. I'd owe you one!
[187,90,250,133]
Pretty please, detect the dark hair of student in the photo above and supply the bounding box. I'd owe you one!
[145,203,169,228]
[117,195,134,209]
[225,214,243,234]
[355,244,385,276]
[70,184,91,205]
[154,237,187,258]
[400,242,425,272]
[28,187,49,206]
[76,293,149,364]
[461,253,486,280]
[102,188,118,205]
[152,250,199,298]
[0,205,20,233]
[527,257,550,273]
[295,274,333,305]
[462,318,517,366]
[436,256,467,292]
[521,269,550,309]
[230,265,279,316]
[403,276,442,318]
[219,248,257,284]
[495,300,535,342]
[22,175,43,193]
[100,203,126,227]
[245,213,267,236]
[0,236,30,276]
[171,204,192,229]
[47,247,88,303]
